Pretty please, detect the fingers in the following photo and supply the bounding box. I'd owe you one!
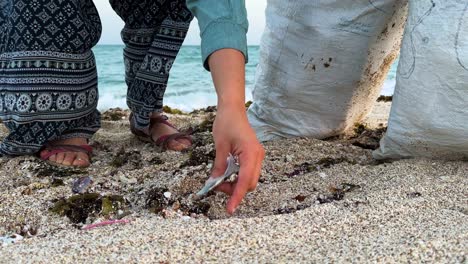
[211,143,230,178]
[226,146,264,214]
[215,182,235,195]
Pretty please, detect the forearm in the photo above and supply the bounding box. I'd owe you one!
[208,49,247,113]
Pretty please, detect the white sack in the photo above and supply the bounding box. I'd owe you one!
[374,0,468,160]
[248,0,408,141]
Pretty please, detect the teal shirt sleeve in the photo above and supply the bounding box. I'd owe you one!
[186,0,249,71]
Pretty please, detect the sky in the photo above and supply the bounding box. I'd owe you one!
[95,1,267,45]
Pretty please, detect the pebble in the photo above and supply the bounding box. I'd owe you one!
[119,174,138,184]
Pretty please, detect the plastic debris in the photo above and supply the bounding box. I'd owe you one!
[1,234,23,246]
[82,219,131,231]
[163,192,172,199]
[72,176,93,194]
[195,154,240,198]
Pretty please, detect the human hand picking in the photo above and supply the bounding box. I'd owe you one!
[206,49,265,214]
[210,106,265,214]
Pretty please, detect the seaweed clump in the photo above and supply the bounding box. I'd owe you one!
[163,105,186,115]
[273,203,311,215]
[190,113,216,134]
[110,147,142,169]
[190,106,217,115]
[50,193,126,224]
[377,95,393,102]
[286,157,351,177]
[146,187,174,214]
[182,146,216,167]
[179,201,211,215]
[316,183,361,204]
[350,123,387,150]
[146,187,211,216]
[101,108,127,121]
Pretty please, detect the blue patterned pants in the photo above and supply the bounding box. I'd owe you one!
[110,0,193,130]
[0,0,102,155]
[0,0,193,156]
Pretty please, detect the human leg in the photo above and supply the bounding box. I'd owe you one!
[110,0,193,151]
[0,0,102,166]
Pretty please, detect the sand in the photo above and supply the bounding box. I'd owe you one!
[0,102,466,263]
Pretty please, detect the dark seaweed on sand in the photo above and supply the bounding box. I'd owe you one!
[50,194,126,224]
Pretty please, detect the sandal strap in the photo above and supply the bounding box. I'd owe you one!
[129,113,193,150]
[149,115,177,130]
[130,114,177,137]
[40,144,93,161]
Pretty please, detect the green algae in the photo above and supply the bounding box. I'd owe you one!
[50,193,126,224]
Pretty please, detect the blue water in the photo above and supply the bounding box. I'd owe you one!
[94,45,396,111]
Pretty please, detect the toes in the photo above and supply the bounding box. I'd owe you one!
[62,152,77,166]
[167,140,187,151]
[176,138,192,147]
[48,155,57,162]
[72,153,90,167]
[55,152,66,164]
[40,150,54,161]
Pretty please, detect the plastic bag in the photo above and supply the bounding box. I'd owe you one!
[374,0,468,160]
[248,0,408,141]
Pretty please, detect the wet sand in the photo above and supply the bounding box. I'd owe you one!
[0,102,466,263]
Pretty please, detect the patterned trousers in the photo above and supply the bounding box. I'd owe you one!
[0,0,193,155]
[0,0,102,155]
[110,0,193,130]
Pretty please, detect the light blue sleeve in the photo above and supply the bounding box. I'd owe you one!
[186,0,249,71]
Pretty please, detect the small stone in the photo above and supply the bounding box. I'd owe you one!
[172,201,181,211]
[439,176,450,181]
[163,192,172,199]
[119,174,137,184]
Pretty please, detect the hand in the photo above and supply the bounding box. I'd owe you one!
[207,48,265,214]
[211,105,265,214]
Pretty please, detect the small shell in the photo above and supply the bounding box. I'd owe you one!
[72,176,93,194]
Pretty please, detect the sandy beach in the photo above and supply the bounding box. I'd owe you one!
[0,102,466,263]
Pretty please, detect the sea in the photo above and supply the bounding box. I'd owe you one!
[94,45,397,111]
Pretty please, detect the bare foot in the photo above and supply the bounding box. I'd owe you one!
[149,113,192,151]
[40,138,90,167]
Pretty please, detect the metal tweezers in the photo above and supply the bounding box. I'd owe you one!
[196,154,240,198]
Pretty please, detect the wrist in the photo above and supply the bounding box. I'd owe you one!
[217,97,245,112]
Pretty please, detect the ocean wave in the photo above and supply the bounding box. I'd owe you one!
[95,45,397,111]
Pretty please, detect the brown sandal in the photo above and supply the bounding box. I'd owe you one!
[129,113,192,151]
[39,144,93,168]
